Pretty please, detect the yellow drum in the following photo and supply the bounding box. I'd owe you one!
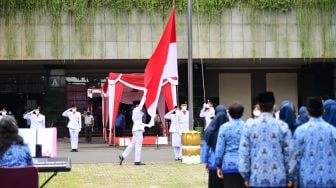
[182,148,200,156]
[181,131,201,164]
[181,131,201,146]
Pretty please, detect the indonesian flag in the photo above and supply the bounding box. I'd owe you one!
[144,9,177,125]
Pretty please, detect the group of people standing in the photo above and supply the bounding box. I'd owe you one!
[119,103,190,165]
[1,105,95,153]
[201,91,336,188]
[0,105,94,167]
[23,105,94,152]
[0,107,46,128]
[1,91,335,188]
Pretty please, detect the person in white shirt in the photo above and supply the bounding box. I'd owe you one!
[177,103,189,133]
[82,111,94,143]
[62,105,82,152]
[200,101,215,130]
[165,106,182,161]
[119,104,153,165]
[23,107,45,129]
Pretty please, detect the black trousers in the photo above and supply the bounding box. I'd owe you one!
[85,126,93,142]
[223,173,244,188]
[208,170,223,188]
[115,127,123,137]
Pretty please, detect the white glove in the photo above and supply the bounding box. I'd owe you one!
[133,106,142,112]
[203,103,207,109]
[145,118,155,128]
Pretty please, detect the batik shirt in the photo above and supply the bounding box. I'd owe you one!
[0,143,33,167]
[293,117,336,188]
[215,119,245,174]
[239,112,294,187]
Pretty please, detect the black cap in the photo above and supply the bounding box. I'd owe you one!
[307,97,323,111]
[257,91,275,104]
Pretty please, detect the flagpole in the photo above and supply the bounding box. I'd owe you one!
[187,0,194,131]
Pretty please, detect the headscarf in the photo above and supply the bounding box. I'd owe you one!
[279,100,296,132]
[203,105,229,150]
[295,106,309,126]
[323,99,336,126]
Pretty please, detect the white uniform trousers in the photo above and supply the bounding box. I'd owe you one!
[69,128,79,149]
[122,130,143,162]
[171,132,181,147]
[173,147,182,159]
[171,132,182,158]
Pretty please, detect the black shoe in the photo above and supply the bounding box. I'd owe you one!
[71,149,75,152]
[134,162,146,165]
[74,149,78,152]
[119,155,124,165]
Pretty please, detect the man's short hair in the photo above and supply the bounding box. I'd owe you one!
[228,101,244,119]
[180,102,187,107]
[307,96,323,117]
[257,91,275,112]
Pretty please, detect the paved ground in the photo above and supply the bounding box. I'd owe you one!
[57,136,176,164]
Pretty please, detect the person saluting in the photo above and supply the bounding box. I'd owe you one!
[62,105,81,152]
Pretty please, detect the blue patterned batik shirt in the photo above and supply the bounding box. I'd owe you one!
[215,119,245,174]
[239,112,294,187]
[0,143,33,167]
[293,117,336,188]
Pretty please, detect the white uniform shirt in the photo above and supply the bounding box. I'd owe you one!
[62,109,82,131]
[164,110,180,133]
[23,112,45,129]
[177,110,189,132]
[200,107,215,129]
[84,115,94,125]
[131,107,147,132]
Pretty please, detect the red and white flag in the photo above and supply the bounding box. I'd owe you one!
[144,9,177,125]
